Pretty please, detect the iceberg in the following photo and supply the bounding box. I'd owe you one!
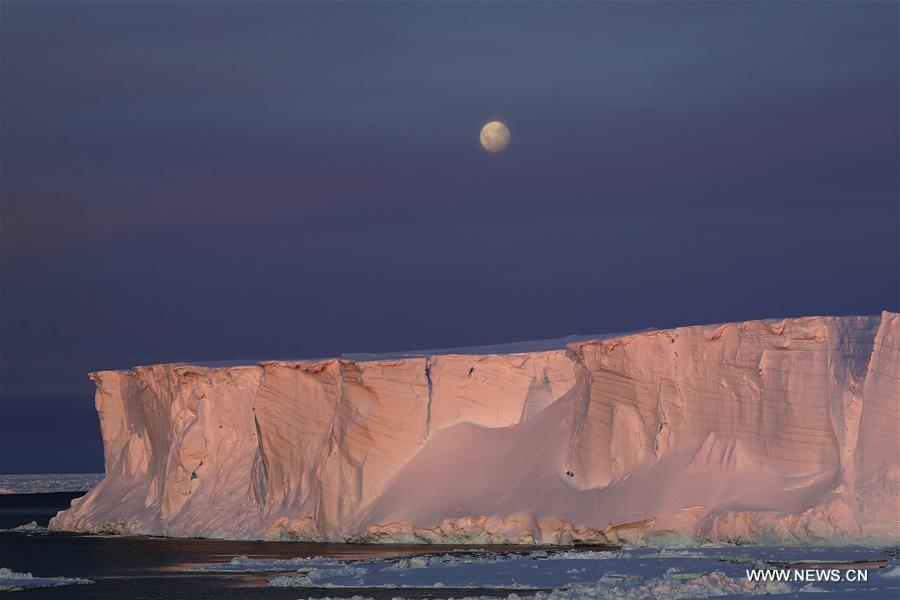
[50,313,899,545]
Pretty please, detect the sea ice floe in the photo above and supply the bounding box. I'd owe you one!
[881,566,900,578]
[282,569,793,599]
[187,546,900,598]
[298,597,372,600]
[525,568,792,599]
[185,555,337,572]
[0,567,93,591]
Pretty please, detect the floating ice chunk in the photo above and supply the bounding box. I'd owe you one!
[0,567,93,591]
[269,574,314,587]
[529,568,792,599]
[307,564,369,584]
[179,545,894,594]
[239,546,900,598]
[0,521,47,533]
[297,597,372,600]
[881,565,900,578]
[185,555,340,572]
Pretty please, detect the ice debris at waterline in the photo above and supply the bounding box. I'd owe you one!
[50,313,899,545]
[0,568,93,592]
[187,546,898,598]
[0,521,46,533]
[275,569,790,598]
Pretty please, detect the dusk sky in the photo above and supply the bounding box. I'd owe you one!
[1,1,898,473]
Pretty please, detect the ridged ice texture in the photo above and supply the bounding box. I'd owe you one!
[50,313,899,545]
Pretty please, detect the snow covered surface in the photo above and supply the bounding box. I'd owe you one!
[50,313,899,545]
[0,567,93,591]
[0,473,103,494]
[185,546,899,599]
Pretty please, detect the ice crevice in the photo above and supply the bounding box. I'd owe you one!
[424,357,434,441]
[250,412,269,509]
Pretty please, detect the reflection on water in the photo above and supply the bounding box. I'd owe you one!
[1,531,572,599]
[0,492,577,599]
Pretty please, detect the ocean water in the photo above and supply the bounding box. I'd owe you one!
[0,491,565,598]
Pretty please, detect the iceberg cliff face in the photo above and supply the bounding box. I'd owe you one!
[50,313,899,545]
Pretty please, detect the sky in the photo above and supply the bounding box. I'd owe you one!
[1,1,898,473]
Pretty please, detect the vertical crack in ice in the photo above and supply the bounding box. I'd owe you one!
[251,412,269,509]
[654,381,665,454]
[424,358,433,440]
[565,345,592,478]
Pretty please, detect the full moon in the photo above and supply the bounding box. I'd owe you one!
[480,121,510,152]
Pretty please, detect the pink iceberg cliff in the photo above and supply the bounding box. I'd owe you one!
[51,313,899,545]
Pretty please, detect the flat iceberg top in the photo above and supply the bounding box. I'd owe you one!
[97,313,875,373]
[113,330,650,372]
[342,329,652,361]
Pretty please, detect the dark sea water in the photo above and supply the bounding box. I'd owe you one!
[0,493,557,599]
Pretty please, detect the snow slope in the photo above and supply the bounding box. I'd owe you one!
[50,313,899,545]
